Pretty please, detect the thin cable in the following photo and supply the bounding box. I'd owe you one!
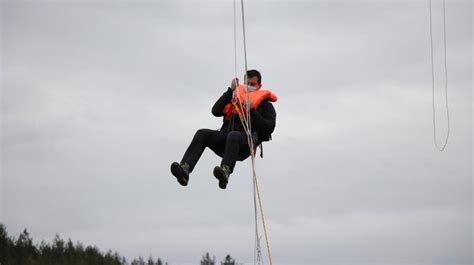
[233,0,238,79]
[232,101,262,265]
[241,2,260,264]
[232,1,260,263]
[233,1,272,263]
[251,154,273,265]
[429,0,450,151]
[240,0,252,136]
[238,0,261,263]
[232,86,269,265]
[240,0,272,264]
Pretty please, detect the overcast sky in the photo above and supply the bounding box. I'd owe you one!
[1,1,472,264]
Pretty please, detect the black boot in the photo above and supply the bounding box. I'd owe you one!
[171,162,190,186]
[213,164,232,189]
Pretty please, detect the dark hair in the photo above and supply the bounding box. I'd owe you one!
[246,69,262,85]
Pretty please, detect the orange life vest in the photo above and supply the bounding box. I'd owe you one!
[222,84,278,119]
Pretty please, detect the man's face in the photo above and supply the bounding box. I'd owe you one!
[245,76,261,90]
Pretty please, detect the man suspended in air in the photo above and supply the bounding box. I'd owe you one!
[170,70,277,189]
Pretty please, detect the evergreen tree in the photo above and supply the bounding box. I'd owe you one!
[52,234,65,263]
[220,254,236,265]
[132,256,146,265]
[200,252,215,265]
[15,229,37,264]
[147,255,155,265]
[156,258,163,265]
[0,224,13,265]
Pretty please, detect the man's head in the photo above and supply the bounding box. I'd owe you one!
[245,69,262,90]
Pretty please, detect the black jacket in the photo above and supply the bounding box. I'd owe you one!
[212,87,276,144]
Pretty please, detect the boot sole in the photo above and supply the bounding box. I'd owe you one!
[171,162,188,186]
[213,166,228,189]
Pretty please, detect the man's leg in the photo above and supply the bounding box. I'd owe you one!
[172,129,226,186]
[222,131,250,172]
[213,131,250,189]
[181,128,227,172]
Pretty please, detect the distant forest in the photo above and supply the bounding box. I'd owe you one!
[0,224,240,265]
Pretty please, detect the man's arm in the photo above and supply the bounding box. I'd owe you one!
[212,87,233,117]
[250,101,276,135]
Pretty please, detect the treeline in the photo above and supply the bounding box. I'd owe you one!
[0,224,166,265]
[0,224,242,265]
[200,252,241,265]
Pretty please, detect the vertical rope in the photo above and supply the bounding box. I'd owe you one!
[239,1,260,263]
[233,1,273,264]
[241,0,251,136]
[251,155,273,265]
[429,0,450,151]
[233,1,260,264]
[240,1,272,264]
[233,0,238,79]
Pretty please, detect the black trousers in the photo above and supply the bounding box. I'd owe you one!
[181,129,252,173]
